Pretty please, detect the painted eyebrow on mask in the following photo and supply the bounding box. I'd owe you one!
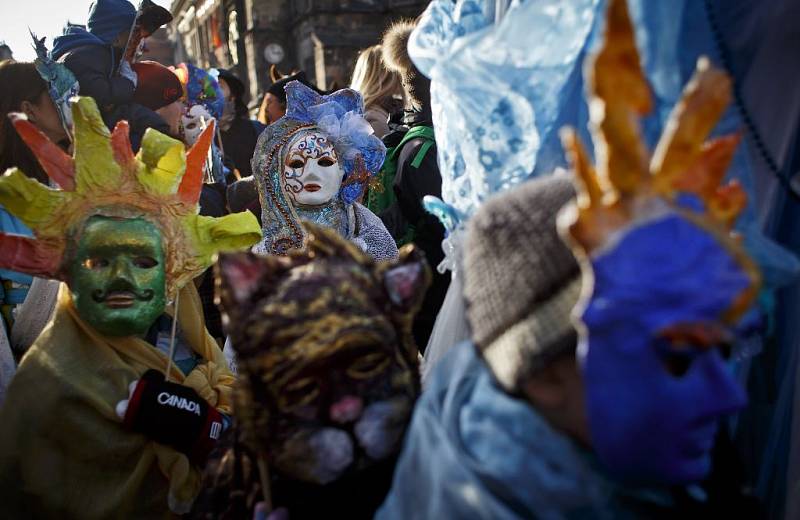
[83,241,160,258]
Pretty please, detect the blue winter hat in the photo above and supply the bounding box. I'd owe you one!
[87,0,137,44]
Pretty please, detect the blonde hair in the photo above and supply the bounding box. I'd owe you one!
[350,45,403,110]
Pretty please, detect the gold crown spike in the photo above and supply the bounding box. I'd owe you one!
[559,0,760,324]
[585,0,652,198]
[0,96,261,297]
[651,57,733,196]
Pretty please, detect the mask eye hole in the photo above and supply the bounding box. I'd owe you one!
[288,159,305,169]
[660,349,695,378]
[133,256,158,269]
[84,258,109,269]
[656,322,735,377]
[318,157,335,167]
[718,342,733,360]
[347,352,390,380]
[279,377,320,410]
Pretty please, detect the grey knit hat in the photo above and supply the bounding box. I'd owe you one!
[463,174,581,393]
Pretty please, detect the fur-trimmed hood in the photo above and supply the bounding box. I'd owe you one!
[382,19,416,75]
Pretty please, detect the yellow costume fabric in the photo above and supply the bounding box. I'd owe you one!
[0,282,233,518]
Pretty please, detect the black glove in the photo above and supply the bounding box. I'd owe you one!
[120,369,224,463]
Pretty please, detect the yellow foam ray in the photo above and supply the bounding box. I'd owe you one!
[136,129,187,196]
[0,169,66,229]
[185,213,262,262]
[71,97,121,194]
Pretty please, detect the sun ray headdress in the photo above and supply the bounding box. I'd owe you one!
[558,0,760,323]
[0,96,261,297]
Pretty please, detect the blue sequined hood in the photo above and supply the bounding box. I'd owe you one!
[250,83,390,257]
[277,81,386,205]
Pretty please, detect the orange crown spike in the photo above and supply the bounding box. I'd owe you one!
[111,121,136,174]
[651,57,733,193]
[711,180,748,230]
[586,0,652,197]
[673,134,741,196]
[560,127,602,207]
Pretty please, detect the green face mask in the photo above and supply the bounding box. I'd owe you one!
[68,216,167,337]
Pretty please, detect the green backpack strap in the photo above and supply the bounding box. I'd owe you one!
[401,126,436,168]
[366,126,435,217]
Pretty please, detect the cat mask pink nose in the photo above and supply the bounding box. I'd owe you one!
[330,396,364,423]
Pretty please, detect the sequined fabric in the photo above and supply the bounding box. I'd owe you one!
[296,199,349,238]
[351,203,399,262]
[252,196,398,262]
[252,118,318,256]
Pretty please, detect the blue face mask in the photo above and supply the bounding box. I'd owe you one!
[579,209,750,485]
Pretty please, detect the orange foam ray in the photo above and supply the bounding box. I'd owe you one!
[9,113,75,191]
[111,121,136,175]
[179,121,215,205]
[0,234,61,278]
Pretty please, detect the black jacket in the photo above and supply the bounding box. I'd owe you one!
[383,112,450,351]
[221,118,266,178]
[59,44,169,150]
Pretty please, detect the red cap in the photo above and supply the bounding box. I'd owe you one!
[133,61,183,111]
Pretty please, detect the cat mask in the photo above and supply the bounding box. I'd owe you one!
[217,222,430,485]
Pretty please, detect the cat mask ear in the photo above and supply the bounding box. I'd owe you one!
[216,252,265,309]
[215,251,292,318]
[383,245,432,312]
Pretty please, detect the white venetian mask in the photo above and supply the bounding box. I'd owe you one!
[283,131,343,206]
[182,104,214,146]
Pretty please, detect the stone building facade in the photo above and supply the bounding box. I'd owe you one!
[170,0,427,111]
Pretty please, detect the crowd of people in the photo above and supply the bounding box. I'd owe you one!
[0,0,798,518]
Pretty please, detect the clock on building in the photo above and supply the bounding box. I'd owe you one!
[263,43,285,64]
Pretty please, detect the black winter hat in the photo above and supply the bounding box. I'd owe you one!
[214,68,245,99]
[267,71,322,105]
